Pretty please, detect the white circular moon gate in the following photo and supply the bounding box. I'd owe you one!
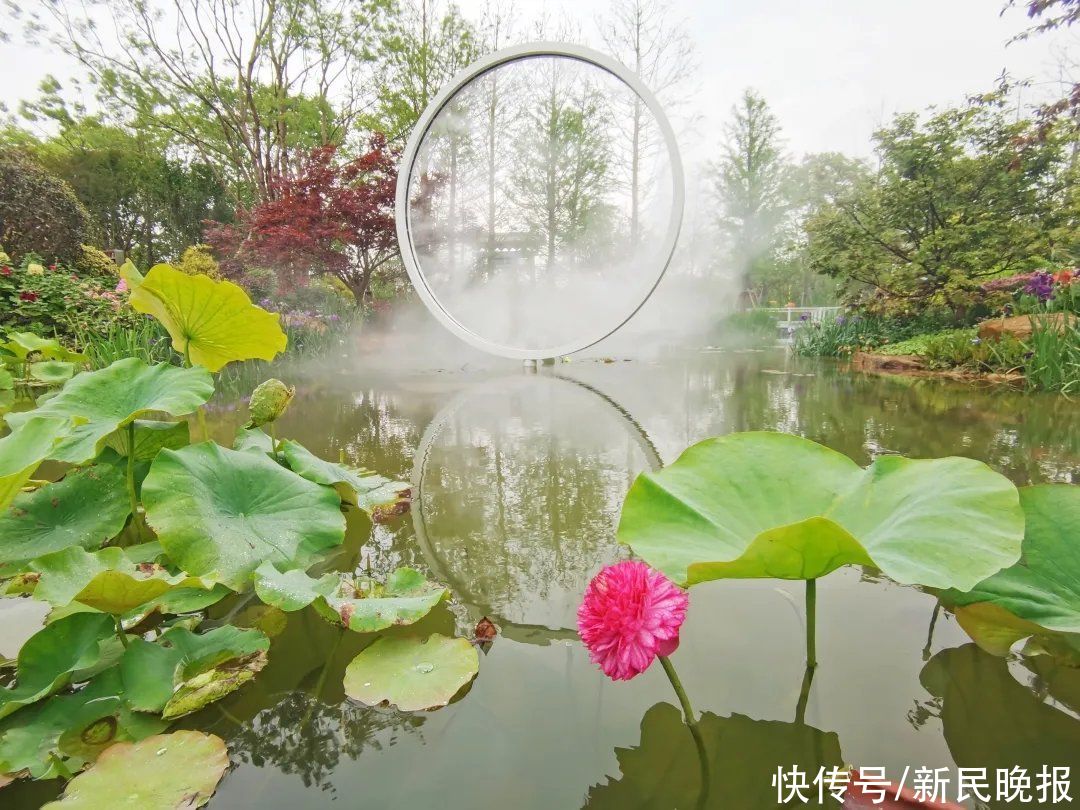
[395,42,686,360]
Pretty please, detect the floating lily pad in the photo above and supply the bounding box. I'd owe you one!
[0,613,115,720]
[0,416,71,511]
[129,263,287,371]
[40,730,228,809]
[0,667,166,780]
[948,485,1080,634]
[5,359,213,464]
[29,361,76,385]
[121,625,270,716]
[343,634,478,711]
[143,442,346,590]
[281,440,410,514]
[104,420,190,462]
[617,432,1024,589]
[0,461,131,577]
[31,547,215,615]
[254,563,447,632]
[252,563,338,612]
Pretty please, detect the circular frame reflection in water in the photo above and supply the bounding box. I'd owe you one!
[395,42,685,360]
[410,373,661,643]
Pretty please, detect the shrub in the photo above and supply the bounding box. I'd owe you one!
[920,330,1028,373]
[175,244,222,279]
[794,311,963,358]
[0,150,91,264]
[74,244,117,277]
[0,257,142,342]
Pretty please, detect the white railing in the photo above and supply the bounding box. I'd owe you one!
[755,306,843,344]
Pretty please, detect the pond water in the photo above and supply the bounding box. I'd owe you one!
[7,348,1080,808]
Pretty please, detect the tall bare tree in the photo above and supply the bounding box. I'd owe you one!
[23,0,389,202]
[600,0,695,243]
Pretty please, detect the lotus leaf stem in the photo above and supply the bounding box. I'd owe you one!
[125,421,143,541]
[923,600,941,661]
[805,578,817,669]
[114,615,129,648]
[659,654,710,809]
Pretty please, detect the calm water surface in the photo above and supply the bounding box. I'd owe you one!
[8,349,1080,808]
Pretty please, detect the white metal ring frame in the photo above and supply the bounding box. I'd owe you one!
[394,42,686,360]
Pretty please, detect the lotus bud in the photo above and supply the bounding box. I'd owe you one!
[246,378,295,427]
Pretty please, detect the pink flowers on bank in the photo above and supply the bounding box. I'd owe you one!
[577,560,689,681]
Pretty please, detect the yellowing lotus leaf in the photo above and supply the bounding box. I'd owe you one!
[129,264,287,371]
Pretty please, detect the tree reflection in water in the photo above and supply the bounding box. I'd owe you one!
[226,692,424,793]
[411,374,659,639]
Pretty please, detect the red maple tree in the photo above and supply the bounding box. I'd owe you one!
[207,134,399,304]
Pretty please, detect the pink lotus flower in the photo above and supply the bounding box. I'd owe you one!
[577,560,689,681]
[115,278,128,294]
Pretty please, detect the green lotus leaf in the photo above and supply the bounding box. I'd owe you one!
[948,485,1080,633]
[281,439,410,514]
[254,563,447,632]
[951,602,1053,657]
[0,369,12,390]
[143,442,346,590]
[0,667,167,781]
[129,584,231,619]
[233,425,274,455]
[253,562,338,612]
[5,358,214,464]
[29,360,76,385]
[0,613,115,720]
[0,416,71,511]
[30,547,215,615]
[1,332,60,362]
[585,703,844,809]
[617,432,1024,589]
[343,633,478,712]
[41,730,228,809]
[246,378,294,427]
[0,461,131,577]
[104,419,190,461]
[129,263,287,371]
[121,626,270,715]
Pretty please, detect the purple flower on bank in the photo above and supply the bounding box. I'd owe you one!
[799,313,810,321]
[1024,271,1055,302]
[836,316,846,325]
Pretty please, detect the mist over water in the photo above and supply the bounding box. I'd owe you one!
[402,53,692,357]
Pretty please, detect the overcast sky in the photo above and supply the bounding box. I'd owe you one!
[1,0,1075,161]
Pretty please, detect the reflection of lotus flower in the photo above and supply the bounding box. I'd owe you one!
[577,561,689,681]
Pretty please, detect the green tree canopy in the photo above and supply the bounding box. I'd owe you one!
[805,100,1076,314]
